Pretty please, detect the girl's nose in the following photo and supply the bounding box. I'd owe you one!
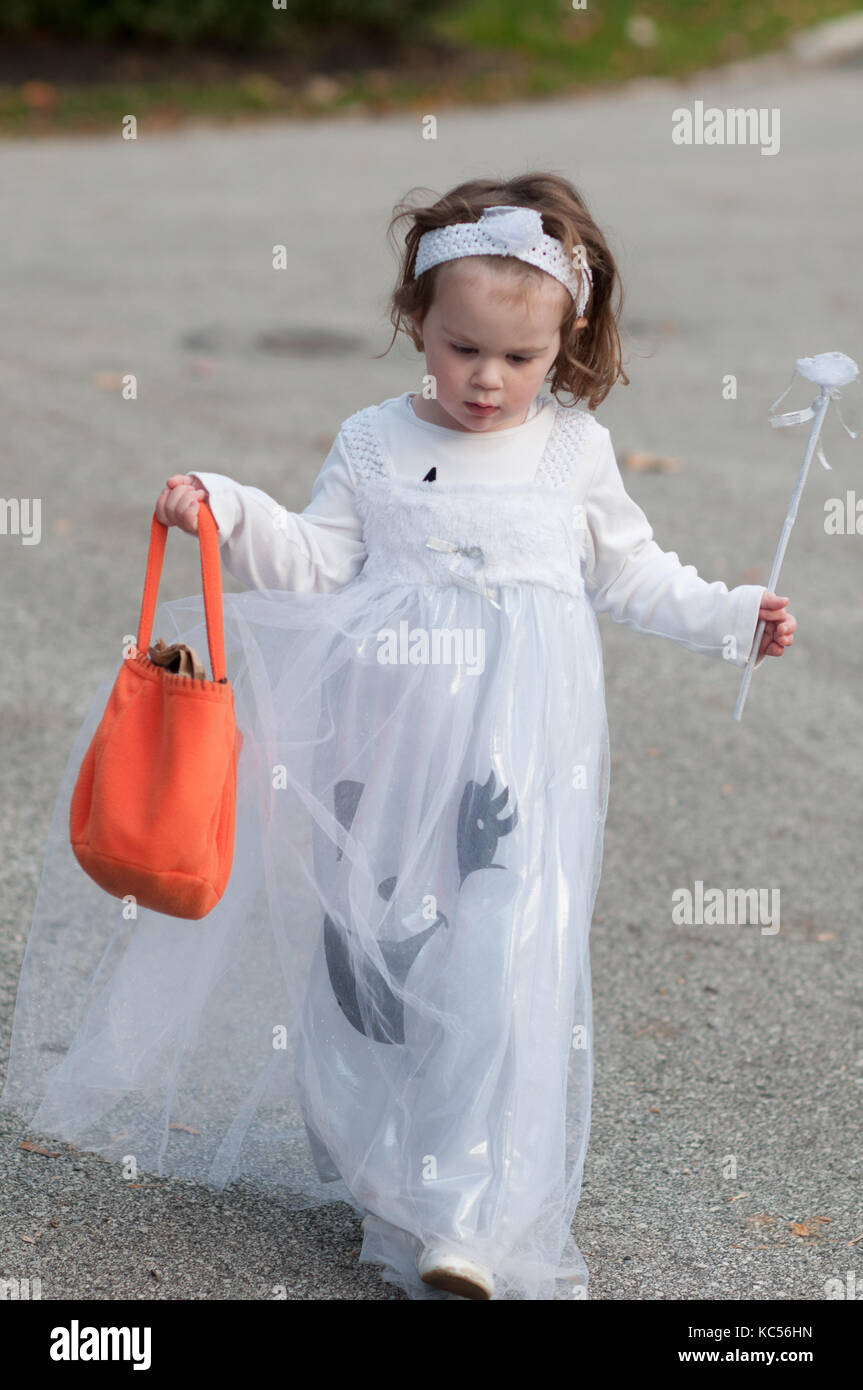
[471,364,503,387]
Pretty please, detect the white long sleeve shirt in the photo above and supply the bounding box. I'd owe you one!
[191,391,766,670]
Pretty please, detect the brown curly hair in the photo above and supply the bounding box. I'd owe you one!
[374,171,630,411]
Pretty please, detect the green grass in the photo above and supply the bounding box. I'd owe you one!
[0,1,860,136]
[440,0,851,75]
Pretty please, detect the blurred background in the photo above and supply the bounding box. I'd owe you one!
[0,0,861,134]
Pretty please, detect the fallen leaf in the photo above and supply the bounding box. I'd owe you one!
[645,747,661,757]
[622,450,684,474]
[633,1019,681,1038]
[648,1106,661,1113]
[790,1221,815,1237]
[168,1122,201,1135]
[21,80,58,112]
[303,74,344,104]
[20,1140,60,1157]
[727,1192,750,1203]
[815,933,836,943]
[745,1213,774,1227]
[20,1233,41,1243]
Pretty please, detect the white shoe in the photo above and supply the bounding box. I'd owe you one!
[416,1244,494,1300]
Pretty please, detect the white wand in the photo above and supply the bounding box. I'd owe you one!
[733,351,860,722]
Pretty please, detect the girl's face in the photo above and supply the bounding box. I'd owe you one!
[409,259,578,432]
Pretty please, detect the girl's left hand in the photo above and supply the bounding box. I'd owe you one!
[754,590,796,660]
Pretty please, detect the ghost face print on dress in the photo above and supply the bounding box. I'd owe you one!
[323,770,519,1044]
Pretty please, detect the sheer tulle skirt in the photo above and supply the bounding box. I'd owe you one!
[1,575,609,1300]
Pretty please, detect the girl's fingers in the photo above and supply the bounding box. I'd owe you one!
[761,625,794,656]
[156,481,202,530]
[760,594,790,618]
[759,602,795,634]
[162,485,198,527]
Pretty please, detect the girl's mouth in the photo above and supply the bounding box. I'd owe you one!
[465,402,499,416]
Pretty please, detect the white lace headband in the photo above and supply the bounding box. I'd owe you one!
[414,205,593,318]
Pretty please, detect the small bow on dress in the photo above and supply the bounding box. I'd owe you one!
[425,536,502,608]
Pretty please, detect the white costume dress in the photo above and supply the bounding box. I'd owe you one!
[0,391,765,1300]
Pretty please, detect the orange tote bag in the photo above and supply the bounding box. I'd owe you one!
[69,501,243,920]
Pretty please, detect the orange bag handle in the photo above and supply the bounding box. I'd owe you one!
[136,501,227,683]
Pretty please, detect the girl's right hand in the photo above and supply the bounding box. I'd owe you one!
[155,475,209,536]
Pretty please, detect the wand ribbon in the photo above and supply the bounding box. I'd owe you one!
[425,536,502,608]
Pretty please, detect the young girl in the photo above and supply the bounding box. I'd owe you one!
[1,172,795,1302]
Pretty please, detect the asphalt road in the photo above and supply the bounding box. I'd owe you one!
[1,39,861,1302]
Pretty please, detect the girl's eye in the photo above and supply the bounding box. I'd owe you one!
[451,344,529,364]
